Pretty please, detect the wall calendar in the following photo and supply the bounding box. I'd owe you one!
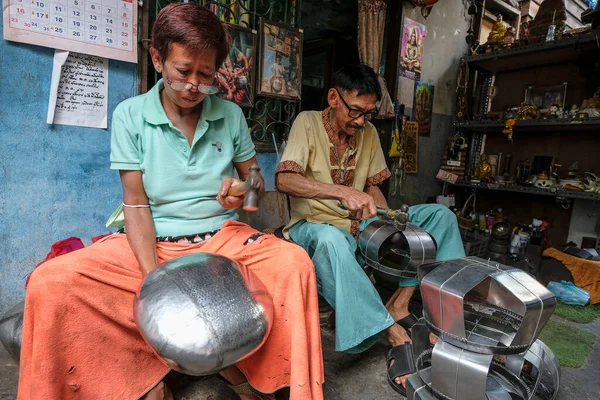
[3,0,137,63]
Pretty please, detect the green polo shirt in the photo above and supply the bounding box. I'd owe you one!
[110,80,256,236]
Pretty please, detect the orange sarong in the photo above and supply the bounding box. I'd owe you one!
[18,220,324,399]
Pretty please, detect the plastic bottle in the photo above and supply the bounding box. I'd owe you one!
[479,214,486,231]
[496,208,504,223]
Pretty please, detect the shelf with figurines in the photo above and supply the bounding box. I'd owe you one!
[455,97,600,138]
[453,158,600,202]
[465,11,600,73]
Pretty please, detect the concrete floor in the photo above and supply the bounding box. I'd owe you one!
[1,316,599,399]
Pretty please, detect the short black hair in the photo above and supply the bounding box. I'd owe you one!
[334,64,382,102]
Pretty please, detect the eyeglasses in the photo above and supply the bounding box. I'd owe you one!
[164,73,218,95]
[335,88,378,120]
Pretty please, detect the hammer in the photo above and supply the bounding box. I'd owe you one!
[339,203,409,231]
[226,163,261,212]
[377,204,409,231]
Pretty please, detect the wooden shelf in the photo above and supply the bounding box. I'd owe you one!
[465,30,600,73]
[454,118,600,133]
[485,0,520,18]
[452,182,600,201]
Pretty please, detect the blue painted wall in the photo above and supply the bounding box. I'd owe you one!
[0,19,138,314]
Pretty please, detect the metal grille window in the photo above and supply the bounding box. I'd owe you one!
[149,0,302,152]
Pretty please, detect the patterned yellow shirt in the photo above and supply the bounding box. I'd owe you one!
[275,108,390,238]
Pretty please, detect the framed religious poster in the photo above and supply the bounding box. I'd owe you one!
[215,24,257,108]
[258,18,303,101]
[413,81,434,137]
[404,121,419,173]
[398,17,426,81]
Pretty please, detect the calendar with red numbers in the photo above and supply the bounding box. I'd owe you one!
[3,0,137,63]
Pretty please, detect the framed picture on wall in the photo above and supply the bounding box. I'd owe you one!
[413,81,435,137]
[258,19,304,101]
[215,24,257,108]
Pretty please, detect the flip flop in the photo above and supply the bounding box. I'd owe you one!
[386,342,417,396]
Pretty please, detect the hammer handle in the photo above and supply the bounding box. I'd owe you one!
[227,181,247,197]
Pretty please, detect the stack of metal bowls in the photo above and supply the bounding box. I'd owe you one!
[406,257,560,400]
[486,221,512,263]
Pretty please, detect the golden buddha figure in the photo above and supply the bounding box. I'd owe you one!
[487,14,510,45]
[475,154,493,181]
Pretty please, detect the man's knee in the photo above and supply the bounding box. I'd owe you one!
[431,204,459,227]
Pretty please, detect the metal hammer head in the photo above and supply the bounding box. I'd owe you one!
[377,204,409,231]
[242,163,261,212]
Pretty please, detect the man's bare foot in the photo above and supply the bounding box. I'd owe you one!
[386,323,412,387]
[386,323,439,389]
[144,381,173,400]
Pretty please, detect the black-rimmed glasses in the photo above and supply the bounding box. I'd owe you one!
[335,88,378,120]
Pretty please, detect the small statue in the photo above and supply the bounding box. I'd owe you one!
[579,98,600,118]
[487,14,510,45]
[581,172,600,193]
[568,161,579,178]
[569,104,580,118]
[474,154,493,181]
[533,172,553,189]
[517,158,532,185]
[503,26,517,47]
[549,103,564,118]
[550,164,562,184]
[516,103,540,120]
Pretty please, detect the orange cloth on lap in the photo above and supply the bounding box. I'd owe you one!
[18,221,324,400]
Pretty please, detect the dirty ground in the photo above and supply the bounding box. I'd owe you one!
[1,314,599,399]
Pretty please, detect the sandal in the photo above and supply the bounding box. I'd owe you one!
[396,313,418,337]
[386,342,417,396]
[228,381,275,400]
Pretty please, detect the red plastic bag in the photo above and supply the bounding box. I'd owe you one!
[25,237,85,288]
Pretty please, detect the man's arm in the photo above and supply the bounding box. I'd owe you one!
[277,171,343,200]
[366,184,389,209]
[277,172,377,220]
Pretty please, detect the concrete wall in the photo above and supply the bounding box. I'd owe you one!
[567,199,600,248]
[521,0,587,29]
[0,24,138,314]
[389,3,470,208]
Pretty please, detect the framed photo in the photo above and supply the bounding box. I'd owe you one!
[215,24,257,108]
[524,82,568,110]
[258,19,304,101]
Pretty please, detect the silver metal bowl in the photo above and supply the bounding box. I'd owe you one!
[0,301,24,363]
[134,253,273,375]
